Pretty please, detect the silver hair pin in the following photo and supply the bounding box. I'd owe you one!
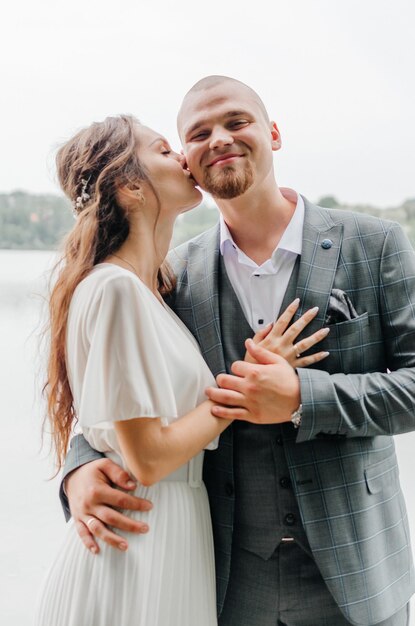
[73,176,91,214]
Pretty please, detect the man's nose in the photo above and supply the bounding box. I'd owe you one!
[209,126,234,150]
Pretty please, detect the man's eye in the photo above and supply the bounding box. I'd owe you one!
[230,120,248,128]
[191,132,209,141]
[161,150,171,155]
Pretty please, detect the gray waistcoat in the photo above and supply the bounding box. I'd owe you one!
[218,256,311,560]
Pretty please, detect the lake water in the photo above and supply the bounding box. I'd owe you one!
[0,249,414,624]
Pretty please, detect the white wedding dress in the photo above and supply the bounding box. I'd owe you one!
[35,264,218,626]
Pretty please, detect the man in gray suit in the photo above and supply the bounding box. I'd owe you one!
[62,76,415,625]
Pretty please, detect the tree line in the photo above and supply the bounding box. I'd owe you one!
[1,190,415,251]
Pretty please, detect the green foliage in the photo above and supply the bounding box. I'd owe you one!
[0,191,73,250]
[316,195,415,245]
[172,201,219,246]
[317,195,340,208]
[1,191,415,250]
[0,191,219,251]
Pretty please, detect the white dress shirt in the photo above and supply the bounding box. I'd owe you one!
[220,190,304,332]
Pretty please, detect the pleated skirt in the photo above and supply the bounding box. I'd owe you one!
[34,481,217,626]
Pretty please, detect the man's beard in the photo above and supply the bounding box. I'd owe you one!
[201,163,254,199]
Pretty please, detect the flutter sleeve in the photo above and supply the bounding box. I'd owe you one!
[76,274,179,429]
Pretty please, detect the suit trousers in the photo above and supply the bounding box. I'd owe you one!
[219,540,410,626]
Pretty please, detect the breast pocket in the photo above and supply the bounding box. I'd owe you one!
[320,312,369,373]
[327,311,369,337]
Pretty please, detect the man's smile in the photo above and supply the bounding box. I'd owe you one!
[207,153,244,167]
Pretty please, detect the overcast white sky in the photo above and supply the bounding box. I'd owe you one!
[1,0,414,206]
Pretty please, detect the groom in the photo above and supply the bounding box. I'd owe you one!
[62,76,415,625]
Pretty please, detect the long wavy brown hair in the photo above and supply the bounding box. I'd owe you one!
[45,114,175,470]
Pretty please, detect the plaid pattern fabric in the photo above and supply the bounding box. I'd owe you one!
[166,199,415,625]
[60,434,105,522]
[62,198,415,624]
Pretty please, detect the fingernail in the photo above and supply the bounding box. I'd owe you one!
[126,480,136,489]
[310,306,319,313]
[142,502,153,511]
[322,351,330,356]
[90,546,98,555]
[321,327,330,335]
[291,298,300,305]
[140,524,149,533]
[119,542,128,551]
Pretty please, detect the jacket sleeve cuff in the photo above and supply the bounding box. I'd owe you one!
[59,434,105,521]
[295,367,342,443]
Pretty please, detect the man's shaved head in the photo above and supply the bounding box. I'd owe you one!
[177,75,270,131]
[177,75,279,200]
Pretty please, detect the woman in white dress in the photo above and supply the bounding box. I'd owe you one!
[35,115,328,626]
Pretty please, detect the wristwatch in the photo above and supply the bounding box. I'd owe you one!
[291,403,303,429]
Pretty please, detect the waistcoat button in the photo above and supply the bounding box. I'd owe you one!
[284,513,296,526]
[280,476,291,489]
[276,435,283,446]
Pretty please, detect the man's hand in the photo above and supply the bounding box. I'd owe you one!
[65,458,153,554]
[206,340,301,424]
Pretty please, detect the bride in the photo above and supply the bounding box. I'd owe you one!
[36,114,327,625]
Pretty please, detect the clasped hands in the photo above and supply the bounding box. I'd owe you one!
[66,298,329,554]
[205,298,330,425]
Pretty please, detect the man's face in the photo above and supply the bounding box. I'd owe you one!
[178,82,281,200]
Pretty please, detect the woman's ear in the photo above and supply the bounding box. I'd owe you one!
[117,185,146,206]
[132,187,145,204]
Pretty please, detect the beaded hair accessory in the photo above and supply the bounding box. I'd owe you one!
[73,176,91,214]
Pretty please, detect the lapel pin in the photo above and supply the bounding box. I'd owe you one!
[321,239,333,249]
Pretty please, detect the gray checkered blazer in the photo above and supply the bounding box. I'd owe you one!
[62,198,415,625]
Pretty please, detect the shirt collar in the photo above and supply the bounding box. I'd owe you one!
[277,192,304,255]
[219,189,304,258]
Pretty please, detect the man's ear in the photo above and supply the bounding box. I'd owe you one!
[270,121,282,152]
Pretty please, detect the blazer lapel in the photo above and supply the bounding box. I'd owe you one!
[186,225,227,377]
[176,200,342,372]
[295,198,343,331]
